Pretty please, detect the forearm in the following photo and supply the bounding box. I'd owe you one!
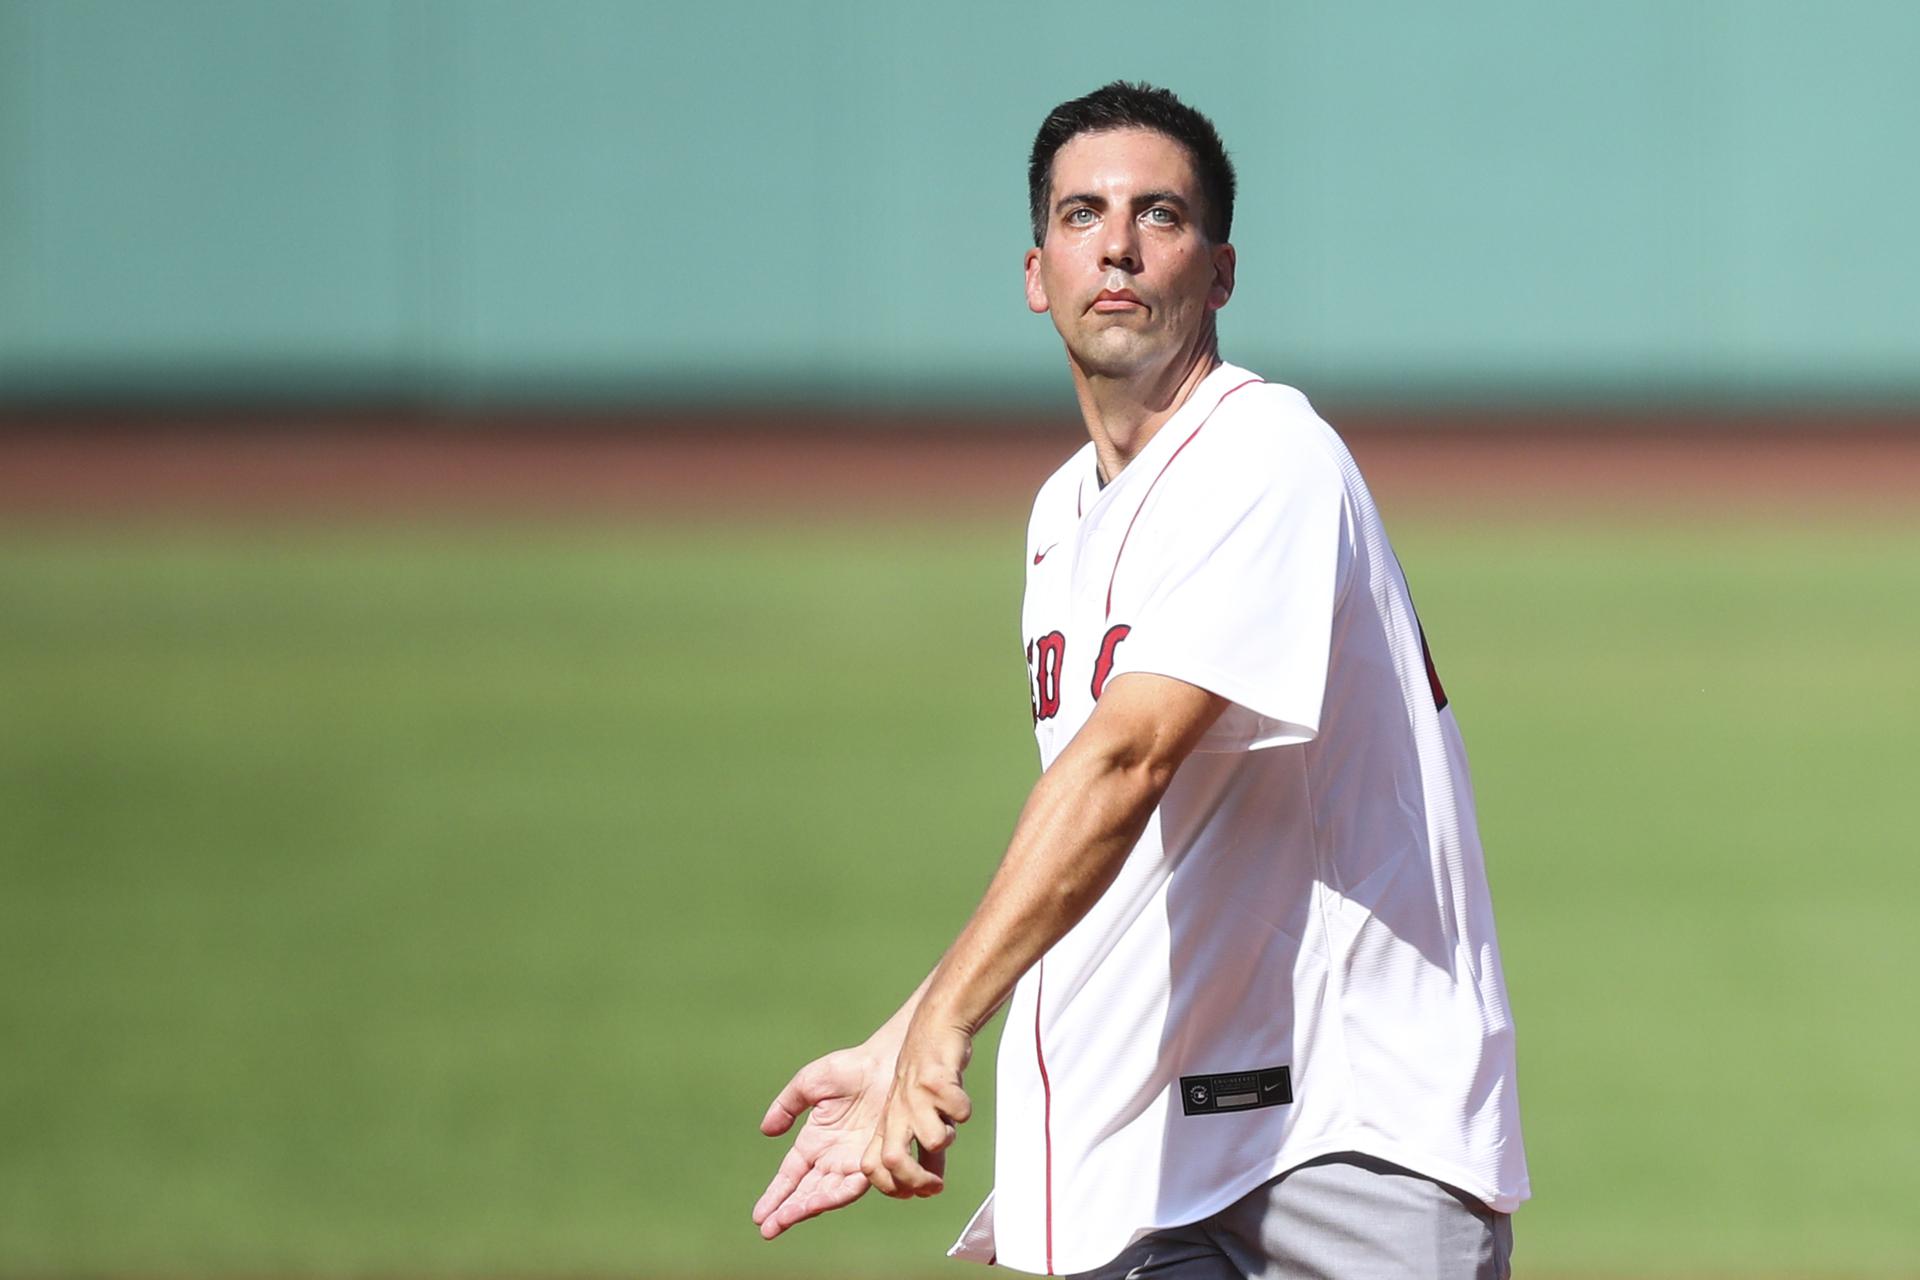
[912,734,1171,1039]
[856,676,1224,1200]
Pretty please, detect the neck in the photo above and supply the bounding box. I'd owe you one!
[1071,331,1222,485]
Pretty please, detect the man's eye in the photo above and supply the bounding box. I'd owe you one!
[1066,208,1096,226]
[1144,207,1176,225]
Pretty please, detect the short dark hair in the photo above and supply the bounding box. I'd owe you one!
[1027,81,1236,247]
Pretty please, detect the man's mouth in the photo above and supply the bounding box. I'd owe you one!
[1091,289,1146,314]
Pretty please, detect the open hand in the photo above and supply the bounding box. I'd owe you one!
[753,1046,889,1240]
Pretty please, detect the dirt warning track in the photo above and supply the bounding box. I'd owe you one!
[2,410,1916,523]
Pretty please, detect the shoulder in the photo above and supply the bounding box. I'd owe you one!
[1211,378,1343,457]
[1182,376,1352,499]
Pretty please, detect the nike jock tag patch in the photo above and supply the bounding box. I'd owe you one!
[1180,1066,1292,1116]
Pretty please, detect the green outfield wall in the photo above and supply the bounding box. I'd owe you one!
[3,0,1917,408]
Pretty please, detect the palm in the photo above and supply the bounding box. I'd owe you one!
[753,1048,887,1240]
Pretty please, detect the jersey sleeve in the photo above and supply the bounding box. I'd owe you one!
[1101,412,1351,752]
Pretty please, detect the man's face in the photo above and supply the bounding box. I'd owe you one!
[1025,127,1235,379]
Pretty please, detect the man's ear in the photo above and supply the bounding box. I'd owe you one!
[1024,247,1050,315]
[1208,242,1236,312]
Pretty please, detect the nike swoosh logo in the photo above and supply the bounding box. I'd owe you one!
[1032,543,1059,565]
[1262,1080,1283,1092]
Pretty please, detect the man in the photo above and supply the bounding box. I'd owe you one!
[752,81,1528,1279]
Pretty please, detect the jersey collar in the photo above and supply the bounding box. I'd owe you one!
[1077,361,1258,518]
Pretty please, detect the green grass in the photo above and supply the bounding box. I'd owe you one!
[1,516,1916,1276]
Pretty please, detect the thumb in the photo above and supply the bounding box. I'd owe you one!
[760,1059,835,1136]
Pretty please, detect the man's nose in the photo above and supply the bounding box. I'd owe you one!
[1100,223,1141,274]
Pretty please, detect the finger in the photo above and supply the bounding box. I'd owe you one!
[880,1105,941,1198]
[796,1168,868,1220]
[861,1125,895,1197]
[760,1061,829,1136]
[911,1102,958,1156]
[906,1110,955,1198]
[893,1142,942,1197]
[752,1143,812,1226]
[760,1166,823,1241]
[920,1135,948,1185]
[765,1167,869,1239]
[760,1166,817,1239]
[932,1081,973,1125]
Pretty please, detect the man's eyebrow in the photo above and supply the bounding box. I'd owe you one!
[1053,190,1192,214]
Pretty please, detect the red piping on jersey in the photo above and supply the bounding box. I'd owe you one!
[1034,960,1054,1275]
[1104,378,1264,618]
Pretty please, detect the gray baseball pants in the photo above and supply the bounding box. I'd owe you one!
[1066,1152,1512,1280]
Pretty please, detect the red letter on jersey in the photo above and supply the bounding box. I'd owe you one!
[1031,630,1065,720]
[1025,639,1039,723]
[1090,623,1131,700]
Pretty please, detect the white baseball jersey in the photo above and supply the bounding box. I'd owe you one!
[948,363,1529,1275]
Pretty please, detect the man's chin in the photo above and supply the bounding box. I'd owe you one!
[1066,334,1160,380]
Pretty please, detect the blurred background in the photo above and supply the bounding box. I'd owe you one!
[2,2,1916,1277]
